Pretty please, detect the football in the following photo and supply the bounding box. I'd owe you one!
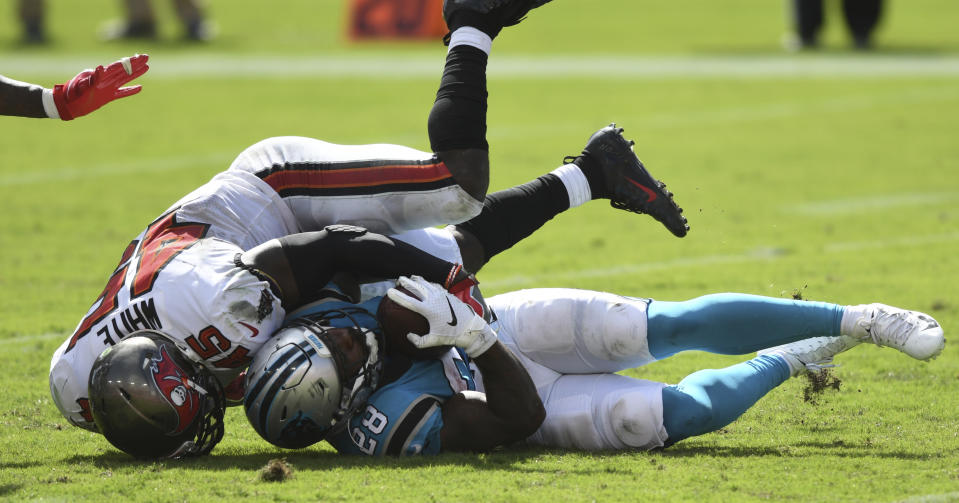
[376,286,453,359]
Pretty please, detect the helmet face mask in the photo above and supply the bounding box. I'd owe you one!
[244,308,382,449]
[88,330,225,459]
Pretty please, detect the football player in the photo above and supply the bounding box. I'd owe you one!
[70,119,686,458]
[56,0,690,459]
[0,54,149,119]
[245,224,945,455]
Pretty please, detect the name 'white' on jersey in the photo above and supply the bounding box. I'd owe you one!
[50,169,291,431]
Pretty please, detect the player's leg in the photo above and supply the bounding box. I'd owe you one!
[488,289,850,375]
[841,0,883,49]
[172,0,212,41]
[488,289,658,374]
[661,334,865,445]
[648,294,944,361]
[488,321,668,451]
[451,126,693,272]
[661,354,793,445]
[18,0,46,44]
[647,294,844,358]
[790,0,823,49]
[715,310,945,439]
[227,136,484,236]
[102,0,158,40]
[522,337,855,450]
[450,166,588,272]
[524,373,669,451]
[428,0,556,202]
[488,290,945,376]
[358,145,675,287]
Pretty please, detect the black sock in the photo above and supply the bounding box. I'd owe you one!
[570,155,608,200]
[428,45,489,152]
[456,174,570,262]
[445,12,502,39]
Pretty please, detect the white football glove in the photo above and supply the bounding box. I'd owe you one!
[386,275,497,356]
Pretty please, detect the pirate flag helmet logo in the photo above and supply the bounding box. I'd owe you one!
[149,344,204,434]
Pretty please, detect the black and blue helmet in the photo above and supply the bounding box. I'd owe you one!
[243,309,382,449]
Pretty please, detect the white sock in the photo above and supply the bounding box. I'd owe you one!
[550,164,592,208]
[448,27,492,55]
[840,304,873,339]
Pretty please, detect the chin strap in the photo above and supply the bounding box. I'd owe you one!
[332,326,383,435]
[175,369,225,458]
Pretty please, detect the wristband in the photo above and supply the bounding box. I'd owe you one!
[41,88,60,119]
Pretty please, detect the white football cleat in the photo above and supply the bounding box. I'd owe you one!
[847,304,945,361]
[758,336,861,377]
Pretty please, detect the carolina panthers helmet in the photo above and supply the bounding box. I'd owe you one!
[244,308,382,449]
[87,330,225,459]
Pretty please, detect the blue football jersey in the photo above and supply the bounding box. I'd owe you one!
[328,349,475,456]
[287,292,477,456]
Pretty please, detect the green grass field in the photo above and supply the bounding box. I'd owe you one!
[2,0,958,501]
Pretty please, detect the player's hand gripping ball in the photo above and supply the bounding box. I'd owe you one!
[377,286,453,359]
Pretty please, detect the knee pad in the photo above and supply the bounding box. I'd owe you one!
[491,290,654,374]
[605,381,668,450]
[529,374,667,451]
[586,295,654,366]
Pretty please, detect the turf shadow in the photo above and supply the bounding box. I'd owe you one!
[0,460,43,470]
[63,446,550,473]
[0,484,21,496]
[655,441,935,460]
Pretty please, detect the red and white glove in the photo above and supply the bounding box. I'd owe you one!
[387,275,497,356]
[44,54,150,120]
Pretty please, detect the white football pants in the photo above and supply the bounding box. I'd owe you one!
[488,289,668,451]
[228,136,483,236]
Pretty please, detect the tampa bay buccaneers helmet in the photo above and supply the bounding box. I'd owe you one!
[87,330,225,459]
[244,308,382,449]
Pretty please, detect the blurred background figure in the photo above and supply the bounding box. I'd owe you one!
[100,0,214,41]
[17,0,46,44]
[348,0,446,41]
[786,0,884,50]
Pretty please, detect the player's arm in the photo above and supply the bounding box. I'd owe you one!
[0,54,149,120]
[0,75,47,117]
[386,276,545,452]
[439,342,545,452]
[239,225,471,310]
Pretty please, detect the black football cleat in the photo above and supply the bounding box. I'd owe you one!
[443,0,553,39]
[567,124,690,238]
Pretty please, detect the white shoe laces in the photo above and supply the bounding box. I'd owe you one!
[798,337,854,367]
[859,308,916,349]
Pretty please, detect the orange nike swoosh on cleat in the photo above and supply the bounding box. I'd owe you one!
[239,322,260,337]
[625,177,658,202]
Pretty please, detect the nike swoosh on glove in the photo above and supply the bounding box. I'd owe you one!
[386,275,497,356]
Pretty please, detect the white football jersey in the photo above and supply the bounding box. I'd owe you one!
[50,170,291,430]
